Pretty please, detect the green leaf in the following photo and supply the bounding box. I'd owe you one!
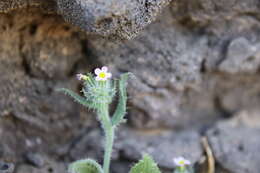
[130,154,161,173]
[56,88,95,109]
[111,73,130,126]
[68,159,103,173]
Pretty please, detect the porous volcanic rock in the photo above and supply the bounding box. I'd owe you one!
[0,0,170,39]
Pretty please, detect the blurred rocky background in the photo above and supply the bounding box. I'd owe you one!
[0,0,260,173]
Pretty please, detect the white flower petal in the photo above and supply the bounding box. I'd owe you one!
[174,157,182,162]
[184,160,191,165]
[106,73,112,78]
[95,68,101,75]
[101,66,108,72]
[173,158,178,163]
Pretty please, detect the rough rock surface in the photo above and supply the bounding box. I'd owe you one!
[0,9,95,162]
[0,0,260,173]
[207,110,260,173]
[116,128,203,169]
[0,0,170,39]
[16,160,66,173]
[0,162,14,173]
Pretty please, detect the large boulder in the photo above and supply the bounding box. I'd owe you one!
[0,0,170,39]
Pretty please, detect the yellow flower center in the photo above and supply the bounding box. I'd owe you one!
[99,72,106,78]
[178,160,185,165]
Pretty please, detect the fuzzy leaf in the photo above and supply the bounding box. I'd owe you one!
[57,88,95,109]
[111,73,130,126]
[68,159,103,173]
[130,154,161,173]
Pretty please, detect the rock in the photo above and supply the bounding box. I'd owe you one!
[111,161,131,173]
[24,152,45,168]
[0,162,14,173]
[171,0,260,72]
[1,0,170,39]
[69,129,106,162]
[207,112,260,173]
[0,8,95,162]
[58,0,171,39]
[229,109,260,128]
[115,127,203,169]
[16,161,66,173]
[219,37,260,74]
[170,0,260,36]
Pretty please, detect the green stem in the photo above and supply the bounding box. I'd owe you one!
[103,124,114,173]
[177,166,186,173]
[99,103,114,173]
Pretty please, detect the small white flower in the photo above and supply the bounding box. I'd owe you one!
[173,157,191,167]
[94,66,112,81]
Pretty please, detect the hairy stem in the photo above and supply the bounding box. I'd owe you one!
[103,124,114,173]
[99,103,114,173]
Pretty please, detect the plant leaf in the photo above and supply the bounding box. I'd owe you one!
[130,154,161,173]
[57,88,95,109]
[111,73,130,126]
[68,159,103,173]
